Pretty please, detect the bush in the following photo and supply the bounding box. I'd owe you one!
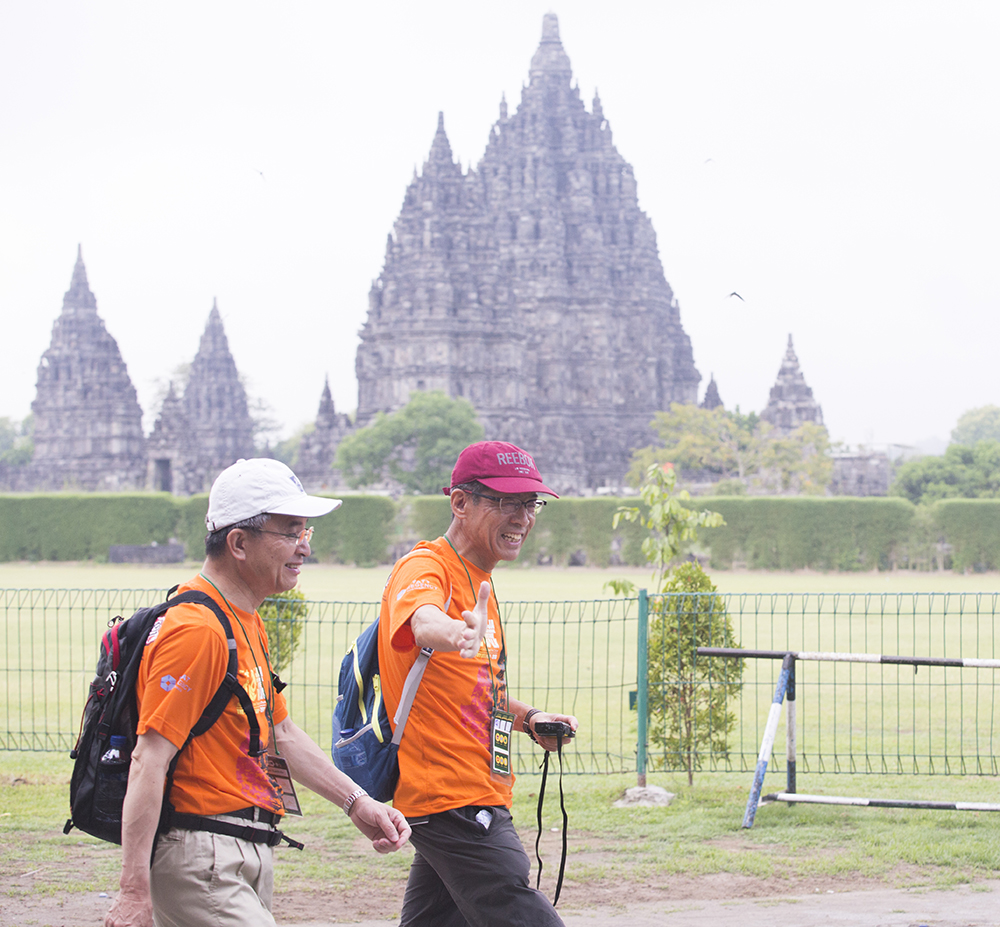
[260,588,308,673]
[648,563,744,785]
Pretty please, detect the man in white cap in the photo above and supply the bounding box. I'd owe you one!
[106,458,411,927]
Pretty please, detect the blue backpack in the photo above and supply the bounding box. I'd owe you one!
[333,548,450,802]
[332,619,431,802]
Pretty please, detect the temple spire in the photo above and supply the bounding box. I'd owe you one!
[427,111,455,166]
[530,13,572,80]
[63,244,97,312]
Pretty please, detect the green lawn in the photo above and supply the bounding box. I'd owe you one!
[4,560,1000,601]
[4,752,1000,903]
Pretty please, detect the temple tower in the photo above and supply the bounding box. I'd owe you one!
[356,14,700,493]
[701,375,723,411]
[149,300,256,493]
[760,335,824,435]
[296,377,352,490]
[30,247,146,489]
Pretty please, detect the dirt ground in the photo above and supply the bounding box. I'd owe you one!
[6,846,1000,927]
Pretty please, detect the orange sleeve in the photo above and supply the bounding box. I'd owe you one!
[137,617,229,750]
[385,552,452,652]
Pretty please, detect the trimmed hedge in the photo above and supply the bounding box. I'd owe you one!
[7,492,1000,572]
[933,499,1000,572]
[309,496,396,566]
[0,493,394,565]
[0,494,179,562]
[699,497,916,571]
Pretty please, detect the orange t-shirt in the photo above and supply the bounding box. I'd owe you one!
[135,575,288,816]
[378,538,512,817]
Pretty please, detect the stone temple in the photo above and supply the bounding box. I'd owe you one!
[759,335,824,436]
[146,300,256,494]
[10,248,257,495]
[355,13,700,493]
[29,247,147,490]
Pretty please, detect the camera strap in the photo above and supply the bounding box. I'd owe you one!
[534,730,568,906]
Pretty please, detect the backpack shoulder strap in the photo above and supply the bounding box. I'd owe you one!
[163,591,263,757]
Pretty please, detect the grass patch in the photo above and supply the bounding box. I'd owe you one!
[3,754,1000,903]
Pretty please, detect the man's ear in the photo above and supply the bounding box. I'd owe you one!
[449,489,470,521]
[226,528,251,562]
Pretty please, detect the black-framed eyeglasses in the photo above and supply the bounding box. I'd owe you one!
[463,489,546,516]
[253,526,314,545]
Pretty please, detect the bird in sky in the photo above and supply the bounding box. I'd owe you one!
[728,291,744,301]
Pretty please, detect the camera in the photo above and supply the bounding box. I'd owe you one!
[533,721,574,739]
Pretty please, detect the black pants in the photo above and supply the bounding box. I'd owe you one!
[399,805,564,927]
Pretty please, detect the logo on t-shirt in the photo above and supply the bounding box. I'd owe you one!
[396,578,438,601]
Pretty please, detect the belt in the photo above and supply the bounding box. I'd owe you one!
[166,808,303,850]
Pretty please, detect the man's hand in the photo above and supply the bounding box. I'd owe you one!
[528,712,580,753]
[104,885,153,927]
[458,580,490,659]
[348,796,412,853]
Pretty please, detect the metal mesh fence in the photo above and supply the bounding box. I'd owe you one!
[3,588,1000,778]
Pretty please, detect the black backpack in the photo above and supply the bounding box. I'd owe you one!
[64,588,263,844]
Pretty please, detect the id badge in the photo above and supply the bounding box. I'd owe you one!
[266,754,303,816]
[491,709,515,776]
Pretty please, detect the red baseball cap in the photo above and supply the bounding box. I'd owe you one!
[445,441,559,497]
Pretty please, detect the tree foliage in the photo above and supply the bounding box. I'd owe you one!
[647,563,743,785]
[890,440,1000,504]
[335,391,484,495]
[0,414,33,466]
[610,462,726,586]
[260,588,308,673]
[952,406,1000,447]
[606,462,741,785]
[629,404,832,495]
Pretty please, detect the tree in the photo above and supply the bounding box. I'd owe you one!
[607,462,742,785]
[629,403,832,495]
[647,563,743,785]
[890,440,1000,504]
[0,415,33,466]
[335,391,484,495]
[260,588,308,674]
[952,406,1000,447]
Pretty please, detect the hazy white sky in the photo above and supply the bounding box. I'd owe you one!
[2,1,997,450]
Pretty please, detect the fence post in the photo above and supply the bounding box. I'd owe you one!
[637,588,649,788]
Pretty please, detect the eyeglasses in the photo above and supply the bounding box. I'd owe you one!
[463,489,546,516]
[254,525,314,546]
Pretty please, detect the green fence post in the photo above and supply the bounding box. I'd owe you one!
[637,588,649,788]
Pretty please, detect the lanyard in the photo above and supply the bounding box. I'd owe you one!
[443,537,508,713]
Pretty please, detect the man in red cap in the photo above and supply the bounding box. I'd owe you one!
[378,441,577,926]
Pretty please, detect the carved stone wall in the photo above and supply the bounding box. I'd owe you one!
[355,14,700,493]
[28,247,146,490]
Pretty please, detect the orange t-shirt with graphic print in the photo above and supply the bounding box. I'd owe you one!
[378,537,512,817]
[135,574,288,816]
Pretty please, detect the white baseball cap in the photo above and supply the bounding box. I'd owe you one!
[206,458,342,532]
